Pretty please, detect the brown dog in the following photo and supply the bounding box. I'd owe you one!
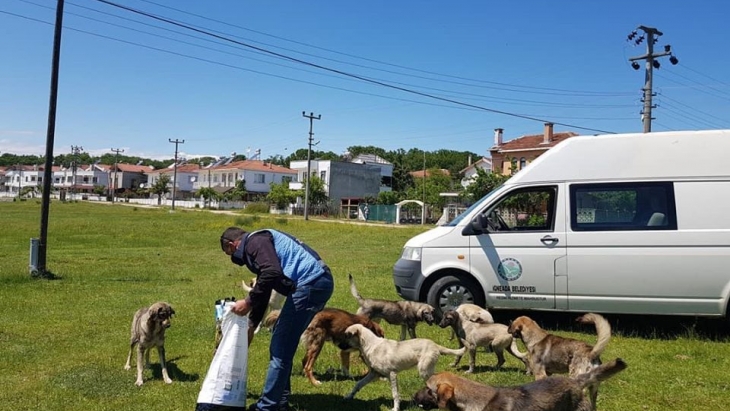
[413,358,626,411]
[507,313,611,409]
[349,274,436,340]
[300,307,385,386]
[124,302,175,386]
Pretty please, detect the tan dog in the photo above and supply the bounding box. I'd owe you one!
[343,323,465,411]
[242,278,285,334]
[455,304,494,324]
[439,310,528,374]
[349,274,436,340]
[300,307,385,386]
[507,313,611,409]
[124,302,175,386]
[413,358,626,411]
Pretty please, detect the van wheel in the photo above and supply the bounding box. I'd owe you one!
[427,275,485,317]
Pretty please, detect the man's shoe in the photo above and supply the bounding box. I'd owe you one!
[247,404,262,411]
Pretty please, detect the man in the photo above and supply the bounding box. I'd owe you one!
[220,226,333,411]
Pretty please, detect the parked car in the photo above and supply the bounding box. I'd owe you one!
[393,129,730,319]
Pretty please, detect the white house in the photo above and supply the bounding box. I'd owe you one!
[194,160,297,196]
[147,163,202,198]
[459,157,493,188]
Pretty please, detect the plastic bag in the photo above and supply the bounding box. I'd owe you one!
[195,300,249,411]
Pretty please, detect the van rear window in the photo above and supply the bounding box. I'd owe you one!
[570,182,677,231]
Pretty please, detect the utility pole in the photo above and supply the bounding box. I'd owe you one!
[70,145,83,198]
[36,0,65,279]
[110,147,124,203]
[627,26,679,133]
[302,111,321,221]
[168,138,184,211]
[422,151,426,225]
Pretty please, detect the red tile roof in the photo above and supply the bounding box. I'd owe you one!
[410,169,451,178]
[214,160,296,174]
[150,164,202,174]
[493,131,579,152]
[115,163,154,173]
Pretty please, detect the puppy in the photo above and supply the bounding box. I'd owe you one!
[349,274,436,340]
[242,278,285,334]
[439,310,528,374]
[413,358,627,411]
[507,313,611,409]
[343,323,466,411]
[300,307,385,386]
[447,304,495,341]
[124,302,175,386]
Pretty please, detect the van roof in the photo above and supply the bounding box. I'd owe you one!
[507,129,730,184]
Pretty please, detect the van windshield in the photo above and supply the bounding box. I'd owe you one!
[445,185,503,227]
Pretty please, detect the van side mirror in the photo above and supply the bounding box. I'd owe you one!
[465,214,488,235]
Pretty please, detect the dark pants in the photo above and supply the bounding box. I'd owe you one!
[255,270,334,411]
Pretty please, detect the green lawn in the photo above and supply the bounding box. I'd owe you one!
[0,200,728,411]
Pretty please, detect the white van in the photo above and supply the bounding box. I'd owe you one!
[393,130,730,319]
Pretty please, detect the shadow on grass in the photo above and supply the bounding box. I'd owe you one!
[150,357,200,382]
[451,364,526,374]
[306,369,364,384]
[491,310,730,341]
[288,393,393,411]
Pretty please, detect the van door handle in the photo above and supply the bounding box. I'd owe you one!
[540,235,559,245]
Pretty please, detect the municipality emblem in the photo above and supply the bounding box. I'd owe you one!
[497,258,522,281]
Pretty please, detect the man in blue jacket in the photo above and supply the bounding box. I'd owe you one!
[220,226,333,411]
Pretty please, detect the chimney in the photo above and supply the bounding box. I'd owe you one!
[493,128,503,147]
[543,122,554,144]
[468,154,472,166]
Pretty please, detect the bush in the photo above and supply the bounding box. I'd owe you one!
[234,215,260,227]
[241,202,269,214]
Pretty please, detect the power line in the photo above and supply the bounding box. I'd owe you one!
[135,0,635,97]
[90,0,617,134]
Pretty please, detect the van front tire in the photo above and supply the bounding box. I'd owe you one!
[427,275,485,317]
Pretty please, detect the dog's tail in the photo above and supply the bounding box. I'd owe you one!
[575,358,627,388]
[348,274,364,302]
[262,309,280,329]
[506,338,528,361]
[576,313,611,359]
[438,344,467,357]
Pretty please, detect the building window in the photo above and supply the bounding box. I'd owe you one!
[213,174,218,183]
[254,173,265,184]
[320,170,327,181]
[282,176,292,183]
[519,157,527,169]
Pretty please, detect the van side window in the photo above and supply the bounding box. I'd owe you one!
[570,182,677,231]
[484,186,556,232]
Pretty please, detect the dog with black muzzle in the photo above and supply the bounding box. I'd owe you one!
[349,274,436,340]
[124,302,175,386]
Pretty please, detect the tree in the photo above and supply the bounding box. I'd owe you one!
[225,179,247,201]
[196,187,220,208]
[149,174,171,205]
[462,168,509,204]
[92,185,107,196]
[407,168,453,210]
[267,181,297,210]
[303,175,328,213]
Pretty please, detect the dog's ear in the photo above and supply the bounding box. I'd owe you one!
[168,306,175,317]
[436,382,455,409]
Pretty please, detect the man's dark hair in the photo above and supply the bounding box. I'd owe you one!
[220,226,247,252]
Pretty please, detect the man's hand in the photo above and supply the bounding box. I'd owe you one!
[231,299,251,316]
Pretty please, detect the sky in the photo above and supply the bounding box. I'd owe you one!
[1,0,730,161]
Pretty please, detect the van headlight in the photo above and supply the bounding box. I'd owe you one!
[401,246,422,261]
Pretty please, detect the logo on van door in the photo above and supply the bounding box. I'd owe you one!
[497,258,522,281]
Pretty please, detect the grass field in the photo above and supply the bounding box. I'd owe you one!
[1,200,729,411]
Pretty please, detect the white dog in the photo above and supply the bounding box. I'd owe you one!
[242,279,285,333]
[343,324,466,411]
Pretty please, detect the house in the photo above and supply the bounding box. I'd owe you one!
[147,163,202,199]
[288,155,392,207]
[110,163,154,193]
[459,157,493,188]
[194,159,297,198]
[489,123,579,175]
[53,163,111,194]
